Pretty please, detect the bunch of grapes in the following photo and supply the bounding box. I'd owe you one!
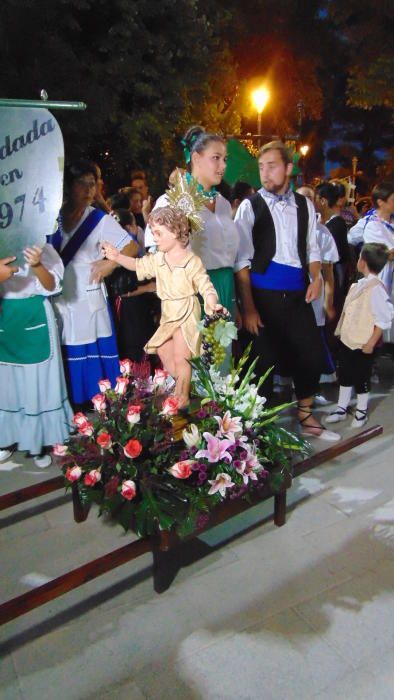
[201,310,230,367]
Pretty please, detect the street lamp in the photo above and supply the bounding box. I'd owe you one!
[300,144,309,157]
[251,87,270,147]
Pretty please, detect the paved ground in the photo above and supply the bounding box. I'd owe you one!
[1,353,394,700]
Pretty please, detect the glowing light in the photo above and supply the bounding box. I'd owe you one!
[300,144,309,156]
[251,87,270,114]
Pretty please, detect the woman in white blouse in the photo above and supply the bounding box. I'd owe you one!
[0,244,73,467]
[145,126,240,317]
[348,182,394,295]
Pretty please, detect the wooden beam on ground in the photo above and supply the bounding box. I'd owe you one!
[0,476,64,511]
[292,425,383,478]
[0,537,151,626]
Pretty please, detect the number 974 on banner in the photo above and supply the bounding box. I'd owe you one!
[0,107,64,266]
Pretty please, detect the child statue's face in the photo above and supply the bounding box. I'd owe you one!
[151,222,180,253]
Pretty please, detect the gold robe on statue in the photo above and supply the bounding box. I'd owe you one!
[135,251,217,355]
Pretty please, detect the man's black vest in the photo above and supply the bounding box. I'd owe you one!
[249,192,309,274]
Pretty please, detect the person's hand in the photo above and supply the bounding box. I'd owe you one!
[0,256,18,282]
[213,303,229,315]
[23,246,42,268]
[90,259,115,284]
[242,307,263,335]
[305,276,322,303]
[362,341,375,354]
[101,241,119,262]
[142,196,153,220]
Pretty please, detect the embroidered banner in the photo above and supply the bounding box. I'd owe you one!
[0,107,64,265]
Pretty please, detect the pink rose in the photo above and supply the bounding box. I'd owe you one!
[123,439,143,458]
[119,358,133,376]
[72,412,88,427]
[84,469,101,486]
[161,396,179,416]
[96,432,112,449]
[168,460,195,479]
[92,393,106,412]
[153,368,169,388]
[78,421,94,437]
[72,411,94,436]
[98,378,111,393]
[126,404,142,424]
[121,479,137,500]
[115,376,129,395]
[53,444,68,456]
[65,465,82,482]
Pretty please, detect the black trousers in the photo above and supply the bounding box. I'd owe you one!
[249,288,326,400]
[337,341,374,394]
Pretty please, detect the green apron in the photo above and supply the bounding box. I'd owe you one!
[207,267,235,319]
[0,296,50,364]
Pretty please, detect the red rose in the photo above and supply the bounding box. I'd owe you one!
[96,432,112,449]
[84,469,101,486]
[123,439,143,458]
[121,480,137,500]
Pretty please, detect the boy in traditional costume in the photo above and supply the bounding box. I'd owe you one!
[326,243,394,428]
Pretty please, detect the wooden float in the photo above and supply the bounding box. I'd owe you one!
[0,425,382,626]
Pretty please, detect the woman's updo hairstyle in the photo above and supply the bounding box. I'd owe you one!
[182,125,225,171]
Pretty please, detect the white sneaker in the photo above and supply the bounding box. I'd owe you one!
[314,394,330,406]
[351,411,368,429]
[33,454,52,469]
[325,407,350,424]
[0,448,14,463]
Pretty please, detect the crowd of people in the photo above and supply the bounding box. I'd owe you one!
[0,126,393,468]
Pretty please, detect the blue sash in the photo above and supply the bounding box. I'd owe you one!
[251,260,305,291]
[47,209,106,267]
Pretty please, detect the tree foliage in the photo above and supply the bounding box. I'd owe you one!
[0,0,393,186]
[0,0,239,188]
[326,0,394,110]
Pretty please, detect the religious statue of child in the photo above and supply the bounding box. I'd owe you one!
[101,175,225,408]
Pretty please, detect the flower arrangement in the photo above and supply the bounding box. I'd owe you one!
[55,322,306,538]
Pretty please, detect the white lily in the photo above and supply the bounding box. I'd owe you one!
[183,423,201,448]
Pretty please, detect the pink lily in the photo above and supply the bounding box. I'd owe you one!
[195,432,234,464]
[208,473,235,497]
[214,411,243,440]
